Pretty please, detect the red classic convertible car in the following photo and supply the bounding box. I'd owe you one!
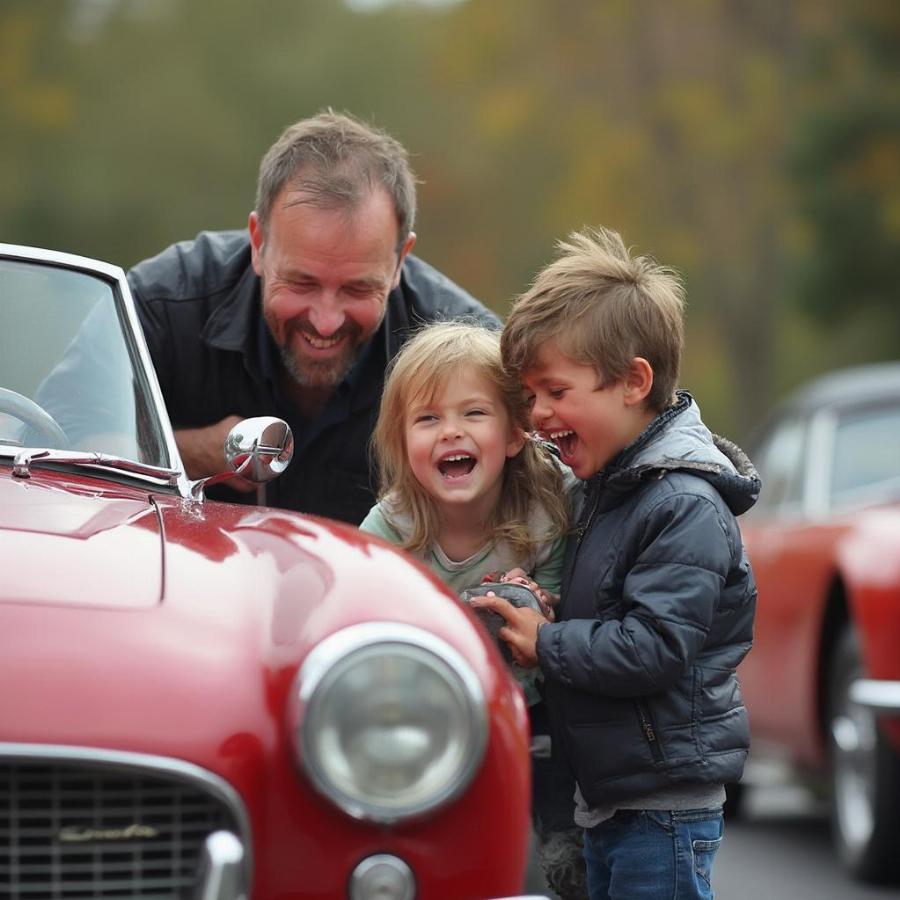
[738,363,900,884]
[0,244,543,900]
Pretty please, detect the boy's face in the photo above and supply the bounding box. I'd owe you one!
[521,340,654,479]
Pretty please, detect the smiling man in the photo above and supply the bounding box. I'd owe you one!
[130,111,498,523]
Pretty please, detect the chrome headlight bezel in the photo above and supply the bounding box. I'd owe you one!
[288,623,489,824]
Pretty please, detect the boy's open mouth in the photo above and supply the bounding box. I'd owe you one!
[550,429,577,459]
[437,454,477,479]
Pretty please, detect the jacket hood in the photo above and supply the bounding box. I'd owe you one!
[593,391,761,516]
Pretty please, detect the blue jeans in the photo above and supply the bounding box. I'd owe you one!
[582,807,723,900]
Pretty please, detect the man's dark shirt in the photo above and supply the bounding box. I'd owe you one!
[128,230,499,524]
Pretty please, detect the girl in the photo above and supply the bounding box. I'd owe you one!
[360,320,573,600]
[360,320,585,899]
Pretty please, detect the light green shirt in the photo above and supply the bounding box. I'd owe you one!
[358,503,567,595]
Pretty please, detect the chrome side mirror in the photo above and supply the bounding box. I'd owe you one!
[223,416,293,483]
[190,416,293,500]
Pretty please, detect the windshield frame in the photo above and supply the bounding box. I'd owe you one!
[0,243,191,496]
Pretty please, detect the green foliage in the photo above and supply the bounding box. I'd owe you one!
[789,1,900,344]
[2,0,897,443]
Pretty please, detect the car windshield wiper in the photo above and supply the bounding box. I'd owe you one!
[9,447,180,486]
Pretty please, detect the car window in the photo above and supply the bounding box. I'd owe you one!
[830,403,900,506]
[752,415,807,514]
[0,258,168,466]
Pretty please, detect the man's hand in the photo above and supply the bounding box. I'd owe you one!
[469,593,548,668]
[175,415,255,492]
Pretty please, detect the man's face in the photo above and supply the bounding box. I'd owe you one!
[250,187,415,392]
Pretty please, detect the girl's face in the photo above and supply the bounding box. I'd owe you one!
[404,369,525,517]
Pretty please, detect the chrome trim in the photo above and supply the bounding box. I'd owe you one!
[58,823,161,843]
[290,622,488,824]
[190,416,293,500]
[849,679,900,714]
[0,243,125,280]
[12,447,179,484]
[349,854,415,900]
[804,407,836,518]
[0,742,253,882]
[0,243,191,497]
[197,831,248,900]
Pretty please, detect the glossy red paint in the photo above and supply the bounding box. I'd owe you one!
[0,474,161,608]
[0,466,533,899]
[741,505,900,764]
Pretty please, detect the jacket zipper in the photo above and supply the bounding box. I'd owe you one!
[575,488,600,550]
[635,700,665,763]
[558,485,601,611]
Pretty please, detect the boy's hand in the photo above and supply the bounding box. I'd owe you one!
[493,568,558,619]
[469,593,548,668]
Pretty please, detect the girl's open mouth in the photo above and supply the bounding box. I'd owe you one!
[437,454,477,479]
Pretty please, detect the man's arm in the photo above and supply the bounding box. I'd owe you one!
[175,415,254,491]
[128,257,253,491]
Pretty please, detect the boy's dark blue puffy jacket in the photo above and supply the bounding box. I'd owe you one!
[537,392,760,807]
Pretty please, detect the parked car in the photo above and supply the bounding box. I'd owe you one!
[738,363,900,883]
[0,244,542,900]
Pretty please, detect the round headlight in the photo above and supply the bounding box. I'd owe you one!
[290,623,488,823]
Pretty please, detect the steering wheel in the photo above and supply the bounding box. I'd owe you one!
[0,387,70,449]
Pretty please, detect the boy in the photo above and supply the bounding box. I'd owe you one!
[473,227,759,900]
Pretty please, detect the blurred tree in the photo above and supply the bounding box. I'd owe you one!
[3,0,897,441]
[1,0,438,268]
[418,0,797,438]
[789,0,900,347]
[0,2,77,241]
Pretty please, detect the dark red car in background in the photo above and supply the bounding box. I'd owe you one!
[738,363,900,884]
[0,244,543,900]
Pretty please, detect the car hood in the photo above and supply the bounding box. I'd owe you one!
[0,470,161,609]
[0,489,511,769]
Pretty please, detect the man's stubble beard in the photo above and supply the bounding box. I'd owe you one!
[278,336,358,391]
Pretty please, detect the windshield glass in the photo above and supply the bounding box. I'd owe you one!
[0,258,169,467]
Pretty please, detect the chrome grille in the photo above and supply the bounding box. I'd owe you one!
[0,757,241,899]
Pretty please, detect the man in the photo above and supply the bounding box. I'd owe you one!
[130,111,498,524]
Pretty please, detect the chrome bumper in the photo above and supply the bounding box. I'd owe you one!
[850,678,900,714]
[193,834,549,900]
[196,831,249,900]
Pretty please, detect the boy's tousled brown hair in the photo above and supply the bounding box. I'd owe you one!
[371,321,570,556]
[502,227,685,411]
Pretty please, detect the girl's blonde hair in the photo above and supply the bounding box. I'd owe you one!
[371,320,570,556]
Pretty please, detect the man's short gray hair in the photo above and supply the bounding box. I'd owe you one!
[255,110,417,253]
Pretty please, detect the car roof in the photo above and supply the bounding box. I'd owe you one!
[781,362,900,415]
[748,362,900,452]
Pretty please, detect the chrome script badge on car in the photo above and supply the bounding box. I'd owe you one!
[58,823,160,843]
